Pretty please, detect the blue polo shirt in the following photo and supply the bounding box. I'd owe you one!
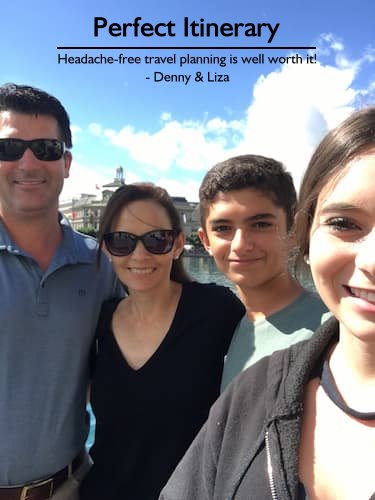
[0,217,122,485]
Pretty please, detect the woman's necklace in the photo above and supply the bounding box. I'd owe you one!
[320,359,375,420]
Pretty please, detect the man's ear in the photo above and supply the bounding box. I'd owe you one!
[198,227,212,255]
[63,151,72,179]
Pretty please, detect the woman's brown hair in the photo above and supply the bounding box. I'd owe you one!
[97,183,191,284]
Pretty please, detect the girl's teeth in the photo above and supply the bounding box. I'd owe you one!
[349,287,375,303]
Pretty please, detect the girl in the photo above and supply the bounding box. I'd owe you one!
[160,107,375,499]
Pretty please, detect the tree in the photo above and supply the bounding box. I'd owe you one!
[186,231,203,248]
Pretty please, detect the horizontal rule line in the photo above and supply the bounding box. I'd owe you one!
[57,46,316,50]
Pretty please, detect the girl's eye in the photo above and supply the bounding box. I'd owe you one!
[324,217,360,231]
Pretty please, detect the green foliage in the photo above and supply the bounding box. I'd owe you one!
[186,231,203,248]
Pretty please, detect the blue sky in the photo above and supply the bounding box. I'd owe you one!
[1,0,374,201]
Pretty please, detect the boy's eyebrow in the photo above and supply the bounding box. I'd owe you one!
[208,213,276,225]
[249,213,276,221]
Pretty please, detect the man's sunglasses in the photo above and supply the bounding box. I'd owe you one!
[103,229,178,256]
[0,138,66,161]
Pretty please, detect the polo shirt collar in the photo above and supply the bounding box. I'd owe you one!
[0,214,95,265]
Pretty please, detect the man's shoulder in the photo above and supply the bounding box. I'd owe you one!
[60,222,98,260]
[69,227,98,250]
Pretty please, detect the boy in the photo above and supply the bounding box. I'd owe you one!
[198,154,328,390]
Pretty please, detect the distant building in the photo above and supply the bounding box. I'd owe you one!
[60,192,108,232]
[102,166,125,189]
[171,196,200,236]
[59,168,200,236]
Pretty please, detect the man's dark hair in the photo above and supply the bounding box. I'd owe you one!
[199,154,297,230]
[0,83,72,148]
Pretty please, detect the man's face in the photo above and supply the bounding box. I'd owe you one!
[198,188,291,291]
[0,111,71,219]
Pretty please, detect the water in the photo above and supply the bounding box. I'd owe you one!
[183,255,235,290]
[86,255,229,448]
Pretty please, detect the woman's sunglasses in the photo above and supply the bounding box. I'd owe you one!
[103,229,178,256]
[0,138,66,161]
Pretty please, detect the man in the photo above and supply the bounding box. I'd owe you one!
[198,154,328,390]
[0,83,121,499]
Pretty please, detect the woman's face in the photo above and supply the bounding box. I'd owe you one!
[108,199,184,292]
[309,151,375,341]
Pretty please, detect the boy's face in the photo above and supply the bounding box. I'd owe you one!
[198,188,291,291]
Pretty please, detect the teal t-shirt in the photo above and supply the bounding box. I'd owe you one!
[221,290,330,391]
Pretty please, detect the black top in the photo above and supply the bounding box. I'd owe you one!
[80,281,244,500]
[159,317,340,500]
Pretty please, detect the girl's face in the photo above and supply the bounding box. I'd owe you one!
[108,199,184,292]
[309,151,375,341]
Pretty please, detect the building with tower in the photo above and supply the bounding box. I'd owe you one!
[59,167,200,237]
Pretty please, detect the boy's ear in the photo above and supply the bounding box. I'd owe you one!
[198,227,212,255]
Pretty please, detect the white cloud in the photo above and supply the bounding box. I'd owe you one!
[235,57,359,189]
[60,160,112,201]
[88,122,103,136]
[160,112,172,121]
[70,125,82,145]
[60,160,143,201]
[156,177,201,202]
[83,34,374,199]
[91,119,241,173]
[364,47,375,63]
[206,117,243,132]
[315,33,344,57]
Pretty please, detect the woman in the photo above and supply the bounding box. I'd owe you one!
[79,183,244,500]
[160,106,375,500]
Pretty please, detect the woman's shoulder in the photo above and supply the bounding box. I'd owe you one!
[98,297,123,323]
[184,281,242,309]
[178,282,244,326]
[101,296,123,310]
[184,280,237,298]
